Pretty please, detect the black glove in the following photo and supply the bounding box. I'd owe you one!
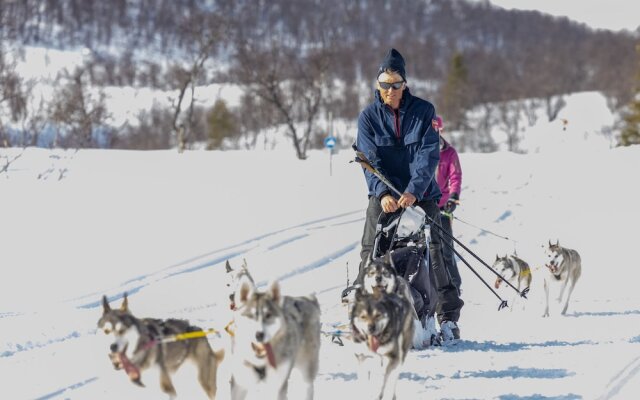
[444,193,459,213]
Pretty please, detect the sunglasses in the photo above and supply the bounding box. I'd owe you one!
[378,81,404,90]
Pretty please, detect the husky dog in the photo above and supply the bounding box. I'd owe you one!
[230,278,321,400]
[350,288,414,400]
[492,254,532,292]
[543,240,582,316]
[362,256,417,316]
[97,294,223,399]
[225,259,255,311]
[492,254,532,311]
[362,255,439,348]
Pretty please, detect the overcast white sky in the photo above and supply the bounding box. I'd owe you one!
[480,0,639,32]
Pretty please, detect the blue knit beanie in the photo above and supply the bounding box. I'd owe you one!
[377,48,406,81]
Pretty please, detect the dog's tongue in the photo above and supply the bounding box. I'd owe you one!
[494,278,502,289]
[118,353,144,387]
[252,342,277,368]
[368,336,380,352]
[265,343,277,368]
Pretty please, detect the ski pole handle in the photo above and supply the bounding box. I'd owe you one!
[353,150,403,197]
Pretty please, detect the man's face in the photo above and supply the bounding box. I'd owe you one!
[377,71,405,108]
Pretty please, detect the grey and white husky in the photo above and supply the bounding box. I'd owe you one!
[492,254,532,291]
[230,278,321,400]
[362,256,417,318]
[362,256,439,348]
[97,293,223,399]
[543,240,582,316]
[492,254,532,311]
[350,287,414,400]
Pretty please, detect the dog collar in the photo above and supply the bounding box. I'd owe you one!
[254,365,266,380]
[545,264,563,279]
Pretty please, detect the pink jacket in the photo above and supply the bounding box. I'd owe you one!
[436,139,462,208]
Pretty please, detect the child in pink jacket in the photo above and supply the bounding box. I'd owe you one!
[434,115,463,292]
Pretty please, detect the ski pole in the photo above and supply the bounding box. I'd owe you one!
[352,147,527,299]
[433,229,509,310]
[352,149,405,198]
[428,216,528,298]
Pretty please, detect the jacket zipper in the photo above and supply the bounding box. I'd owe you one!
[386,105,401,139]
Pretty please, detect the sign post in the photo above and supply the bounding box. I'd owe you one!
[324,136,337,176]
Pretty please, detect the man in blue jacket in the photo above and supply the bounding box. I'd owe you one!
[352,48,463,340]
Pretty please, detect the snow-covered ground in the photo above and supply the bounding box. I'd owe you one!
[2,93,640,400]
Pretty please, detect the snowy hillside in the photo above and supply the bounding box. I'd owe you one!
[2,97,640,399]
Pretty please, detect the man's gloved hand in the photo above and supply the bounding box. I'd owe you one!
[381,194,399,213]
[444,193,459,213]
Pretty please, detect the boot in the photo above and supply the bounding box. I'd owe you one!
[440,320,460,344]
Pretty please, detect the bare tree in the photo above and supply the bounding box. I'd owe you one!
[459,103,498,153]
[544,96,566,122]
[19,86,47,147]
[166,45,212,152]
[49,67,110,148]
[497,101,523,152]
[619,43,640,146]
[112,105,173,150]
[0,45,27,147]
[163,9,226,152]
[230,37,333,159]
[522,98,540,127]
[226,0,338,159]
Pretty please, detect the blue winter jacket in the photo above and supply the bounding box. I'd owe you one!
[356,88,441,203]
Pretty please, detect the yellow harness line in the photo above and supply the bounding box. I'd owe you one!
[224,320,236,337]
[520,268,531,277]
[158,328,222,344]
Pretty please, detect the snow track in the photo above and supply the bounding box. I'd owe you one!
[597,355,640,400]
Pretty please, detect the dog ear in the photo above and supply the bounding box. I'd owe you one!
[367,250,375,264]
[236,277,254,306]
[102,295,111,314]
[382,252,392,265]
[548,240,552,248]
[120,293,129,312]
[495,254,499,261]
[353,284,365,299]
[241,258,248,270]
[268,280,283,306]
[225,260,233,273]
[555,239,559,246]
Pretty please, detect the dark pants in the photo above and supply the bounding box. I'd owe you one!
[357,196,464,323]
[440,212,462,291]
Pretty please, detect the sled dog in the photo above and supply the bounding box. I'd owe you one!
[350,287,414,400]
[97,293,223,399]
[225,259,255,310]
[362,256,418,319]
[362,255,439,348]
[492,254,532,311]
[230,278,321,400]
[543,240,582,316]
[492,254,532,292]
